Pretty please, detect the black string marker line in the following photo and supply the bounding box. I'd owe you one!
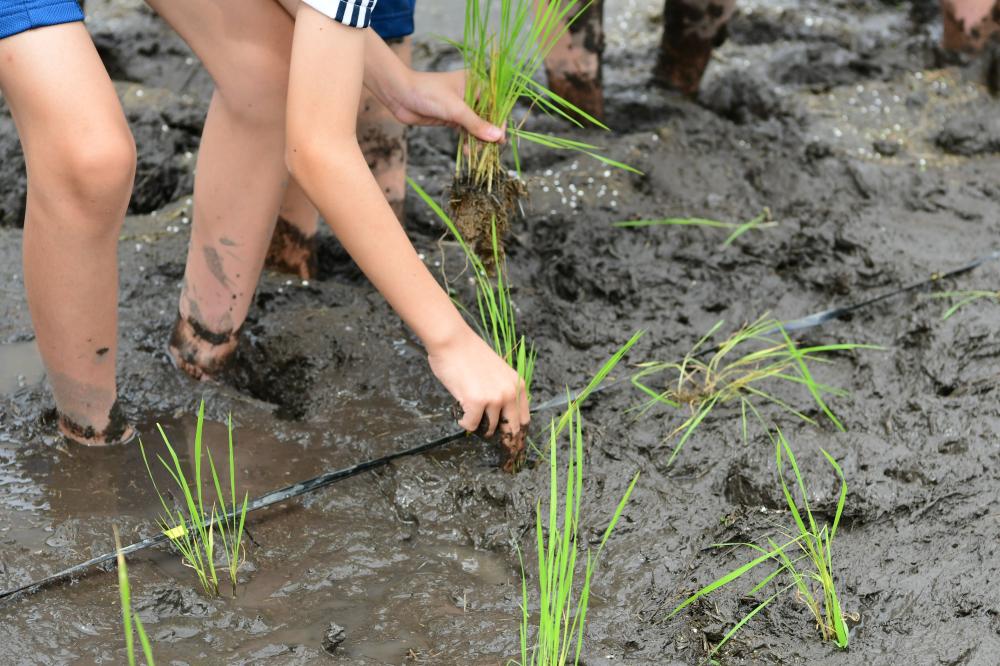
[1,250,997,604]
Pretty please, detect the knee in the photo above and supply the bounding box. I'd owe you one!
[213,45,290,128]
[59,128,137,217]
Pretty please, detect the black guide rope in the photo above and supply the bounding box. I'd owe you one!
[1,250,997,604]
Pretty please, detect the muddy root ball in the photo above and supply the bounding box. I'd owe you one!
[448,174,525,269]
[452,403,528,473]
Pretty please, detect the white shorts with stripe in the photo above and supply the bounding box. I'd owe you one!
[302,0,378,28]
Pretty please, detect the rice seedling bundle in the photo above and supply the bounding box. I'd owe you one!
[452,0,637,263]
[669,429,850,659]
[139,401,249,596]
[631,315,879,464]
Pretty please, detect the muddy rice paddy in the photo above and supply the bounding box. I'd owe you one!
[3,0,1000,663]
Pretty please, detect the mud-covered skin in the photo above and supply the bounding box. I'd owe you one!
[58,399,134,447]
[264,215,318,280]
[4,0,1000,663]
[654,0,737,96]
[940,0,1000,52]
[167,313,240,381]
[544,0,606,120]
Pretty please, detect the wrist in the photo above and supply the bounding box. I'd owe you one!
[422,310,475,357]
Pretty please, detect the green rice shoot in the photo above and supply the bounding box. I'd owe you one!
[115,527,156,666]
[514,402,639,666]
[455,0,636,192]
[139,400,249,597]
[668,428,850,657]
[924,289,999,320]
[631,315,878,464]
[409,177,536,398]
[615,208,775,246]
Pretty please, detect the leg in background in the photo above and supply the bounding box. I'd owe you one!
[541,0,605,120]
[0,23,135,444]
[940,0,999,51]
[654,0,737,96]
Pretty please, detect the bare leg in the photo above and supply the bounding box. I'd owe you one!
[0,24,135,445]
[541,0,605,120]
[940,0,999,51]
[265,36,413,279]
[144,0,295,380]
[654,0,737,96]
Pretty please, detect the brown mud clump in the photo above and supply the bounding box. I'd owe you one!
[448,173,525,269]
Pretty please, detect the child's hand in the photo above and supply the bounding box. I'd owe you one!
[427,327,529,437]
[389,70,505,144]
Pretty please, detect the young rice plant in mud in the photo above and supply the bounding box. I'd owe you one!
[115,527,156,666]
[615,208,775,247]
[924,289,1000,319]
[411,178,536,470]
[514,343,642,666]
[631,315,878,464]
[670,429,851,658]
[139,401,249,596]
[452,0,638,262]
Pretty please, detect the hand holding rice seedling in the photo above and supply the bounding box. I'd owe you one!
[669,429,851,659]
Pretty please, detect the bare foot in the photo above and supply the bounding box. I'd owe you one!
[58,400,136,447]
[167,313,240,381]
[265,215,318,280]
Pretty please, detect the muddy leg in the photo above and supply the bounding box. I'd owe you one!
[145,0,295,380]
[653,0,737,96]
[940,0,1000,51]
[0,23,136,446]
[541,0,605,120]
[265,178,319,280]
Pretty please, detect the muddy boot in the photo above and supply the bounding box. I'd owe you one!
[58,399,136,447]
[653,0,737,96]
[359,37,412,221]
[542,0,605,121]
[940,0,1000,52]
[168,312,240,381]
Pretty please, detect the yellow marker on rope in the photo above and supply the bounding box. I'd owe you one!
[164,525,187,539]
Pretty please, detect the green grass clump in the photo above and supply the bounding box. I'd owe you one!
[115,527,156,666]
[410,178,536,398]
[669,429,850,658]
[925,289,999,319]
[139,401,249,597]
[631,315,878,464]
[615,208,775,247]
[455,0,635,194]
[512,335,642,666]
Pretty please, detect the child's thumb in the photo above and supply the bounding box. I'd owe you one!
[453,104,504,143]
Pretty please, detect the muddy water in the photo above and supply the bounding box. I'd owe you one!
[3,0,1000,663]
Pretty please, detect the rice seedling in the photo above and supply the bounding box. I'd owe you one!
[631,315,878,464]
[451,0,638,262]
[924,289,999,319]
[139,401,249,596]
[615,208,775,247]
[669,428,850,659]
[115,527,156,666]
[514,402,639,666]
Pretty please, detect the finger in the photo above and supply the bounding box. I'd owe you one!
[451,102,504,143]
[484,402,501,437]
[516,380,530,428]
[458,401,485,433]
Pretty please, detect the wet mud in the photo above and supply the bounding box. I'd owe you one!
[3,0,1000,663]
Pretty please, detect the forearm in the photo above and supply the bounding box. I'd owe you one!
[361,30,411,113]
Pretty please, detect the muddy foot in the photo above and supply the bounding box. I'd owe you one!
[653,0,736,97]
[58,400,136,447]
[265,216,318,280]
[167,313,239,381]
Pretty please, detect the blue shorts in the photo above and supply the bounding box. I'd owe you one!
[371,0,415,41]
[0,0,84,40]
